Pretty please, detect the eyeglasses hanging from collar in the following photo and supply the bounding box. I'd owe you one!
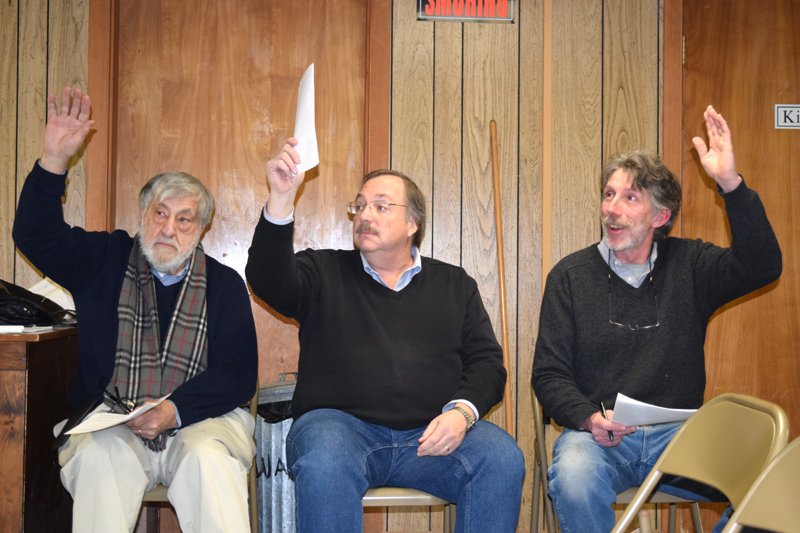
[607,249,660,331]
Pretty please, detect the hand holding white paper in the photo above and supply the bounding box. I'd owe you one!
[292,64,319,174]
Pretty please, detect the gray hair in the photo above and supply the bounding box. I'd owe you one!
[600,150,682,241]
[361,169,426,248]
[138,172,215,229]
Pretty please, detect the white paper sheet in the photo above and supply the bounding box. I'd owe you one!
[610,393,697,426]
[66,396,170,435]
[292,63,319,174]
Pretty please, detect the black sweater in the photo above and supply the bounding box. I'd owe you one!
[532,181,782,429]
[246,217,506,430]
[12,163,258,425]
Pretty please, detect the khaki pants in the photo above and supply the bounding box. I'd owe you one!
[58,407,256,533]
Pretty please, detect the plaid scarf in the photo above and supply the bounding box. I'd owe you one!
[109,239,209,450]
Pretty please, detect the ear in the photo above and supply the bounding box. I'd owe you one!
[406,217,419,239]
[652,208,672,229]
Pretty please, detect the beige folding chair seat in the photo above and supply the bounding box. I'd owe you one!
[612,393,790,533]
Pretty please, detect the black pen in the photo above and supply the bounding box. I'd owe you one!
[599,401,614,443]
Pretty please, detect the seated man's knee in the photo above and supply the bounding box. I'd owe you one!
[286,410,368,481]
[466,423,526,486]
[548,432,613,502]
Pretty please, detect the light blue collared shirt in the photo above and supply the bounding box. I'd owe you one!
[152,261,190,286]
[598,239,658,288]
[262,205,480,419]
[359,246,421,292]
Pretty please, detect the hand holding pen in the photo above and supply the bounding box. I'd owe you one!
[600,401,614,443]
[581,402,635,447]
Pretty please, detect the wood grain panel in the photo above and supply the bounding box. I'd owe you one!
[662,0,682,238]
[518,0,544,528]
[551,0,603,265]
[432,21,463,267]
[391,0,434,261]
[603,0,659,157]
[461,5,519,434]
[13,0,48,289]
[0,371,25,533]
[365,0,393,174]
[48,0,89,230]
[115,0,163,234]
[86,0,118,233]
[683,0,800,529]
[0,0,17,283]
[388,2,434,529]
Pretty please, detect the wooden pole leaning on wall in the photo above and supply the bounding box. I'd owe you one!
[490,120,514,436]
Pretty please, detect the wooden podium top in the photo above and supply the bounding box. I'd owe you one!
[0,327,77,343]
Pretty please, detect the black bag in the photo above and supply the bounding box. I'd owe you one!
[0,279,76,326]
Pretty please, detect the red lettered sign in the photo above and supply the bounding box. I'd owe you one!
[418,0,514,23]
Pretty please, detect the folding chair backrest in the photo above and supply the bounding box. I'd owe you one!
[654,393,789,508]
[722,436,800,533]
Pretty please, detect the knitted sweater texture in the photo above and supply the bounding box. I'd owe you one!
[246,217,506,430]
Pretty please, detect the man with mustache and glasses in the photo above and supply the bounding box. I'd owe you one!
[13,87,258,532]
[245,139,525,532]
[531,106,782,533]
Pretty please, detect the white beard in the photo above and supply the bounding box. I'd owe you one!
[137,225,199,274]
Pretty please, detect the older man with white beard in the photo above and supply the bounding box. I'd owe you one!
[13,87,258,533]
[531,106,782,533]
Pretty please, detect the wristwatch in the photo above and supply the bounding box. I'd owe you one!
[453,406,476,431]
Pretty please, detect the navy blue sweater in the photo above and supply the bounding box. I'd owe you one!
[13,163,258,426]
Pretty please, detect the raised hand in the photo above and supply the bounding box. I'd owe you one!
[40,86,95,174]
[691,105,741,193]
[265,138,306,219]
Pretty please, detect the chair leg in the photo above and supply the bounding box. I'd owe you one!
[531,452,541,530]
[690,501,703,533]
[637,509,652,533]
[443,503,456,533]
[668,503,676,533]
[146,504,160,533]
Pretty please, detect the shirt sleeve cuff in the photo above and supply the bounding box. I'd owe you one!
[263,204,294,225]
[443,400,479,420]
[168,400,182,428]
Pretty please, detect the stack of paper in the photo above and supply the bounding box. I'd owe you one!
[611,393,697,426]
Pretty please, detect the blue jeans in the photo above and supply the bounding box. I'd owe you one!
[549,423,730,533]
[286,409,525,533]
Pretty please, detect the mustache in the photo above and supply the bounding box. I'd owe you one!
[355,223,378,235]
[601,215,630,229]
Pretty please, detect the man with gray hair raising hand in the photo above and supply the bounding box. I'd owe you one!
[13,87,258,532]
[532,106,782,532]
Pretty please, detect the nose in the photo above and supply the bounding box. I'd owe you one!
[358,203,376,223]
[606,196,622,217]
[161,217,178,237]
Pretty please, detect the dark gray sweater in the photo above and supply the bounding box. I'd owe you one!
[532,181,781,429]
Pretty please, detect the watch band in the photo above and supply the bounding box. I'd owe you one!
[453,406,476,431]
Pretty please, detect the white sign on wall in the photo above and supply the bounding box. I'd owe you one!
[775,105,800,129]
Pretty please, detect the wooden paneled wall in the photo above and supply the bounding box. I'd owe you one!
[384,1,662,531]
[0,0,89,289]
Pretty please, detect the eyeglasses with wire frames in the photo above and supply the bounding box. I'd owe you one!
[100,378,136,413]
[607,250,660,331]
[346,200,407,216]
